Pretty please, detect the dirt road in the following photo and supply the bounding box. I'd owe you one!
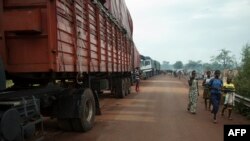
[44,74,250,141]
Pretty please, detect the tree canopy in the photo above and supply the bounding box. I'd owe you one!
[185,60,202,72]
[210,49,235,70]
[234,44,250,98]
[173,61,183,69]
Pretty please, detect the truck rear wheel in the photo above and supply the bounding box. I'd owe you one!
[71,88,96,132]
[117,78,126,98]
[126,78,131,95]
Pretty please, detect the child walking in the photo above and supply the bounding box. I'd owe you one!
[221,78,235,120]
[202,71,212,111]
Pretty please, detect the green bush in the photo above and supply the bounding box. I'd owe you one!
[234,102,250,119]
[233,44,250,119]
[234,44,250,99]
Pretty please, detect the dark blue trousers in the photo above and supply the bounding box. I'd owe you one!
[211,93,221,114]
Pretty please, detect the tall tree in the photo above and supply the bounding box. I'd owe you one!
[211,49,235,70]
[173,61,183,69]
[235,44,250,98]
[210,62,223,70]
[203,63,212,71]
[185,60,202,72]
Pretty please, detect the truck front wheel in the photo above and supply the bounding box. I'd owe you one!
[72,88,96,132]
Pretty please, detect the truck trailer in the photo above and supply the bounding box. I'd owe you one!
[0,0,140,140]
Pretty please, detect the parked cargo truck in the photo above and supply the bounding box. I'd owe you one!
[140,55,160,79]
[0,0,140,140]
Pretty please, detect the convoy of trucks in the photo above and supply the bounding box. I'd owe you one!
[0,0,141,140]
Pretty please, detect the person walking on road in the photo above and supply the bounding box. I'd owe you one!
[187,70,199,114]
[178,71,181,79]
[135,68,140,92]
[221,77,235,120]
[202,71,212,111]
[209,70,223,123]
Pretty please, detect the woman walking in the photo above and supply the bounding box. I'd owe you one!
[209,70,223,123]
[187,70,199,114]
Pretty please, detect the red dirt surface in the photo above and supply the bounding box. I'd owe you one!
[44,74,250,141]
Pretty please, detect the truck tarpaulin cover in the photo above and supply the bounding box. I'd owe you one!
[104,0,133,38]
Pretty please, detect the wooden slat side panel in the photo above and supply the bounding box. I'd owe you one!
[75,0,90,73]
[1,0,136,74]
[56,0,75,72]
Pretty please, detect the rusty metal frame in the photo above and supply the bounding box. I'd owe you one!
[0,1,7,66]
[47,0,57,72]
[85,0,91,73]
[71,0,80,73]
[115,27,118,72]
[119,32,122,72]
[125,36,127,71]
[95,4,101,72]
[111,23,114,72]
[104,14,108,72]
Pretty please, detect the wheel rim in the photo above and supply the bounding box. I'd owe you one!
[85,99,93,122]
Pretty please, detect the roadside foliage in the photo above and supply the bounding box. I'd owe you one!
[234,44,250,119]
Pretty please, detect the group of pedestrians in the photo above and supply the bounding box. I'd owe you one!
[187,70,236,123]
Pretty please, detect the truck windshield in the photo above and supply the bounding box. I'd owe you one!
[145,61,151,66]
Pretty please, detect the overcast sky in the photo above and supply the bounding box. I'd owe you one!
[125,0,250,64]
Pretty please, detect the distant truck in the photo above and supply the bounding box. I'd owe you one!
[140,55,160,79]
[0,0,140,140]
